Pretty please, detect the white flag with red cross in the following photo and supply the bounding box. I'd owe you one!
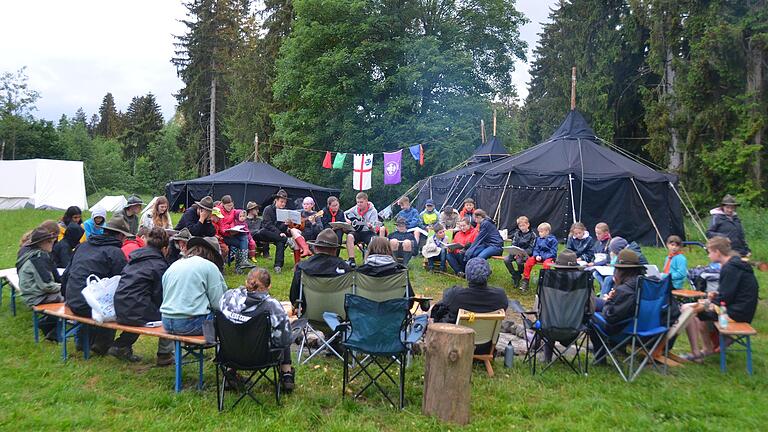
[352,153,374,191]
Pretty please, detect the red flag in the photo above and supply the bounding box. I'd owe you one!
[419,144,424,166]
[322,151,332,169]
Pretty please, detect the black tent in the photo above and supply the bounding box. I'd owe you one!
[166,161,340,211]
[416,110,685,245]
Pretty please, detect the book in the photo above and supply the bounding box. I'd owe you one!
[276,209,302,224]
[329,221,355,233]
[225,225,248,233]
[445,242,464,251]
[502,245,528,257]
[593,266,614,276]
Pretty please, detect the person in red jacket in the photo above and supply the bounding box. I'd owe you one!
[121,227,148,261]
[446,218,478,276]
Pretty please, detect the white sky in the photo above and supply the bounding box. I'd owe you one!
[0,0,556,122]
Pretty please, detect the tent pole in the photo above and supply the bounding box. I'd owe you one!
[630,177,665,246]
[669,181,707,241]
[679,181,707,230]
[493,171,512,223]
[254,134,259,162]
[568,174,577,224]
[493,110,497,136]
[480,120,486,144]
[577,138,585,221]
[571,66,577,110]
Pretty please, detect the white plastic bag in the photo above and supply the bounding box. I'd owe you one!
[81,274,121,323]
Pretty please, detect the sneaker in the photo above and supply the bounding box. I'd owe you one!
[274,266,282,274]
[156,353,174,367]
[280,368,295,393]
[520,278,530,292]
[108,346,142,363]
[456,272,465,279]
[286,238,296,250]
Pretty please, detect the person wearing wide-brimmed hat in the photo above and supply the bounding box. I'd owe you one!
[161,236,227,336]
[174,195,216,238]
[167,228,192,265]
[114,195,145,235]
[52,221,84,269]
[592,249,646,336]
[706,194,750,256]
[17,227,62,340]
[245,201,272,259]
[64,217,130,354]
[261,189,298,273]
[288,228,352,309]
[430,258,508,353]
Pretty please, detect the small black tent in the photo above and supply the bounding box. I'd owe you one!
[166,161,340,211]
[416,110,685,245]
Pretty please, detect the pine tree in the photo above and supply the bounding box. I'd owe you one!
[121,93,165,173]
[96,92,122,138]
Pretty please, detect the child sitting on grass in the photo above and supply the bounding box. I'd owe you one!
[565,222,595,264]
[662,235,688,289]
[591,222,611,266]
[504,215,537,289]
[422,223,448,272]
[520,222,558,291]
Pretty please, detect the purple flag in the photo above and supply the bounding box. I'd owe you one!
[383,149,402,185]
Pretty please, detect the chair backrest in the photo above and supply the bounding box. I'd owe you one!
[344,294,408,355]
[456,309,505,346]
[214,311,279,369]
[354,270,409,302]
[537,269,593,342]
[300,271,354,322]
[633,276,672,333]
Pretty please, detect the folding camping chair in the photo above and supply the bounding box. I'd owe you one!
[512,269,593,375]
[293,271,354,364]
[339,294,426,410]
[456,309,506,377]
[214,312,283,411]
[354,270,409,302]
[591,276,672,382]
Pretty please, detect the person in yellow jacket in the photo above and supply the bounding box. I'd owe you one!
[419,199,439,228]
[57,206,86,243]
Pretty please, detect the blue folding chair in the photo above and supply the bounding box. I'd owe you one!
[338,294,427,409]
[592,276,672,382]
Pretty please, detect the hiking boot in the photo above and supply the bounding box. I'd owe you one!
[108,346,142,363]
[457,272,465,279]
[280,368,295,393]
[511,273,521,289]
[274,266,282,274]
[520,278,530,292]
[156,353,174,367]
[347,258,356,269]
[286,237,296,250]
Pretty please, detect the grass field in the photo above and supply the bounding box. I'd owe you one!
[0,209,766,431]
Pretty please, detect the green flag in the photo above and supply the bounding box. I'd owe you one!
[332,152,346,169]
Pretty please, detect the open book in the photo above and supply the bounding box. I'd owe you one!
[329,221,355,233]
[502,245,528,257]
[445,242,464,251]
[276,209,302,224]
[225,225,248,233]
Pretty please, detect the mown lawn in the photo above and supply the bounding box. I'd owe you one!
[0,209,766,431]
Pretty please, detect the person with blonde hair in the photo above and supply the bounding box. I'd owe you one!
[565,222,594,263]
[141,196,173,230]
[504,215,536,289]
[520,222,558,291]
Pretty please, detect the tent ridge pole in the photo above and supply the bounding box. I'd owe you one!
[669,181,707,241]
[568,174,577,224]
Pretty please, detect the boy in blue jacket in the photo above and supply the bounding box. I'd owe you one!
[464,209,503,260]
[395,196,422,242]
[565,222,595,263]
[520,222,558,291]
[662,235,688,289]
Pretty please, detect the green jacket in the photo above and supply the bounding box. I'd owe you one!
[16,249,62,307]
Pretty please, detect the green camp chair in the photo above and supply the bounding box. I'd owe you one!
[294,272,354,364]
[456,309,506,377]
[353,270,409,302]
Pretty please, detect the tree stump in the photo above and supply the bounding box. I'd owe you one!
[422,323,475,425]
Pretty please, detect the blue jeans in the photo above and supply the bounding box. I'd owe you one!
[162,314,212,336]
[224,233,248,251]
[447,252,466,274]
[427,249,447,271]
[467,245,503,260]
[600,277,614,297]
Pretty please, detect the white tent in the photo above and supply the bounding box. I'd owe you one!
[0,159,88,211]
[92,195,127,213]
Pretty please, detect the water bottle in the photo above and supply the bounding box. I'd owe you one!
[504,341,514,368]
[718,301,729,329]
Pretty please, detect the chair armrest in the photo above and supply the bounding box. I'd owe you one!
[409,296,432,312]
[322,312,348,332]
[509,300,535,315]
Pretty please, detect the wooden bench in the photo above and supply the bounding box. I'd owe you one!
[671,289,706,301]
[715,321,757,375]
[32,303,212,392]
[0,268,20,316]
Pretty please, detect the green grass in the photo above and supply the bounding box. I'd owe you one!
[1,209,766,430]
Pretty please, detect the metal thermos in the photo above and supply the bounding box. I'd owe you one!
[504,342,514,368]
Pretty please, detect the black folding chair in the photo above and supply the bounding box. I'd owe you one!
[340,294,426,409]
[513,269,593,375]
[214,312,283,411]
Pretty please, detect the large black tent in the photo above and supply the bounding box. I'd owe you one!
[166,161,340,211]
[416,110,685,245]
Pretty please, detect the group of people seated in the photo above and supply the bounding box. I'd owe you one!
[12,189,759,390]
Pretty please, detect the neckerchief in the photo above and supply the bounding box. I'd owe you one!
[663,251,682,274]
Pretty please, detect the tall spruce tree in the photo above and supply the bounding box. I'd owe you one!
[121,93,164,173]
[96,92,122,138]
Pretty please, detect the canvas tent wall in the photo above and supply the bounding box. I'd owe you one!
[416,110,685,246]
[92,195,127,213]
[166,161,340,210]
[0,159,88,211]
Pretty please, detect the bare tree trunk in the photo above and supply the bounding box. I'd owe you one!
[664,48,683,172]
[209,75,217,175]
[747,40,764,194]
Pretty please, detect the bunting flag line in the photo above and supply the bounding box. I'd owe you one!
[322,151,332,169]
[332,152,346,169]
[353,153,374,190]
[409,144,424,166]
[383,149,402,185]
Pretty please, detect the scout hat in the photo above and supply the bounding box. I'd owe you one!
[246,201,259,212]
[194,196,214,211]
[550,250,582,269]
[188,236,224,269]
[103,217,133,237]
[613,249,645,268]
[308,228,342,249]
[24,227,57,247]
[124,195,144,209]
[720,194,739,206]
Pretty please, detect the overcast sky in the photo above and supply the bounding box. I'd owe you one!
[0,0,556,122]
